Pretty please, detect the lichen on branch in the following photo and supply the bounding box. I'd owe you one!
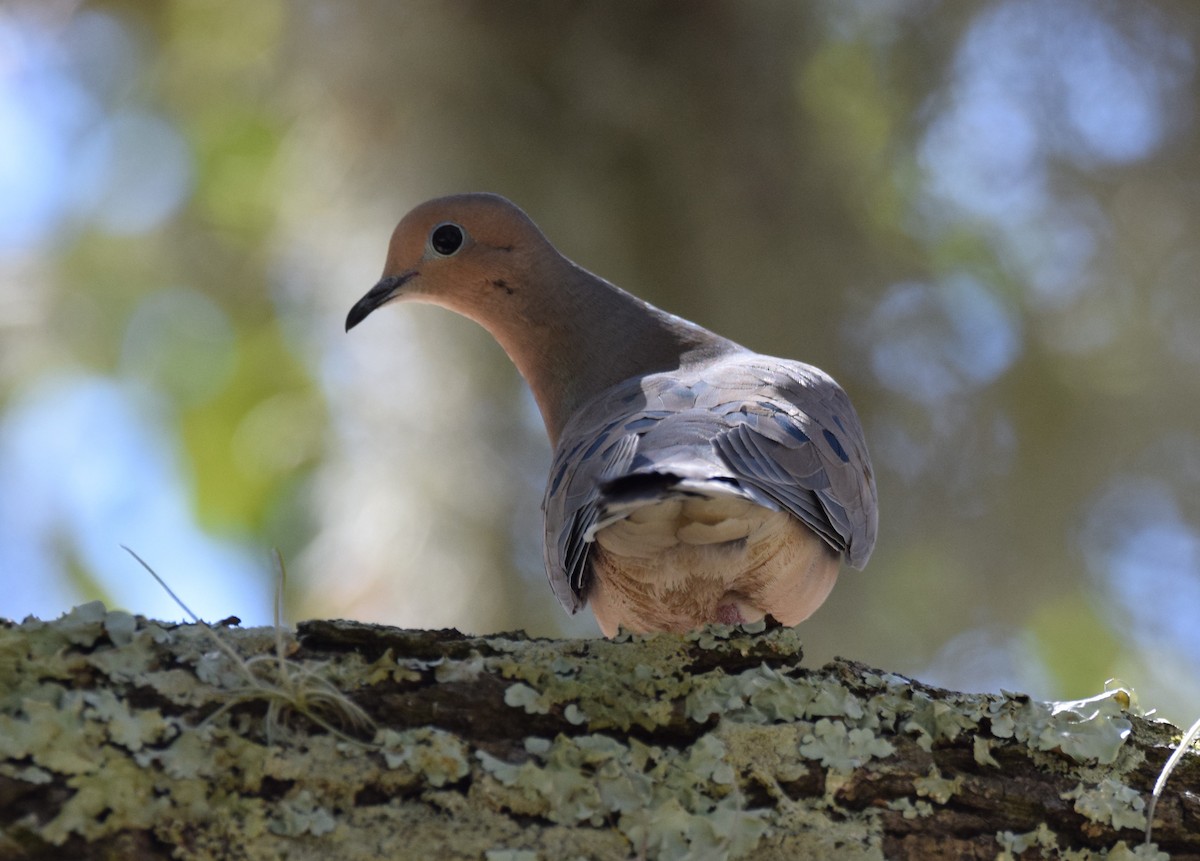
[1,606,1197,860]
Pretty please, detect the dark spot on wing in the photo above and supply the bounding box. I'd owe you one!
[581,434,609,461]
[549,460,569,496]
[600,471,680,499]
[823,428,850,462]
[624,416,659,430]
[781,422,810,444]
[563,437,587,461]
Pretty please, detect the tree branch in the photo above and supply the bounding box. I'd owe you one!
[1,604,1197,860]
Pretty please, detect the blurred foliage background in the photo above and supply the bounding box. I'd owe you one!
[3,0,1200,721]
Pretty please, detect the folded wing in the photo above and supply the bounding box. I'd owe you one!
[543,352,878,613]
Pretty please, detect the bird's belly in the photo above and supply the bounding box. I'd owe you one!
[588,498,839,636]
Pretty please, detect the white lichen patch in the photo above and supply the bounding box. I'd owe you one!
[1061,779,1147,832]
[989,692,1132,765]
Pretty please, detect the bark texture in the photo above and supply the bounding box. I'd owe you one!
[1,604,1197,860]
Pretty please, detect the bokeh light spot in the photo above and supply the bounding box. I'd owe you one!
[72,109,194,235]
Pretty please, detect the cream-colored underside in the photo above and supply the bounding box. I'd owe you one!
[588,496,839,637]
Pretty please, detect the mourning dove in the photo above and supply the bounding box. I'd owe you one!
[346,193,877,636]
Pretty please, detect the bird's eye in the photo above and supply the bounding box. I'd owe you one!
[430,223,465,256]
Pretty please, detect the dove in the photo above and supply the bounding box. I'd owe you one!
[346,193,877,636]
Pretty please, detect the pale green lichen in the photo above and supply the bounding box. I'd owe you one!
[621,792,768,861]
[989,691,1132,765]
[84,688,174,752]
[477,731,766,861]
[269,789,337,837]
[0,607,1184,859]
[478,734,654,826]
[1,605,383,852]
[799,718,895,770]
[485,851,540,861]
[718,722,811,791]
[1,693,104,775]
[1106,841,1170,861]
[102,609,138,646]
[887,797,933,819]
[433,650,486,683]
[1062,779,1147,832]
[994,827,1166,861]
[806,682,867,721]
[901,692,980,751]
[359,648,423,685]
[1048,693,1136,764]
[912,766,960,804]
[377,727,470,786]
[996,822,1059,858]
[54,600,109,647]
[690,619,767,649]
[485,633,692,731]
[505,681,553,715]
[685,663,816,724]
[484,623,819,735]
[973,734,1000,767]
[41,747,165,844]
[86,627,163,680]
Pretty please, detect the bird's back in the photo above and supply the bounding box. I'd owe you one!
[543,350,877,634]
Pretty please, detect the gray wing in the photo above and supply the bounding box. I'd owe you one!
[705,357,877,567]
[542,352,878,613]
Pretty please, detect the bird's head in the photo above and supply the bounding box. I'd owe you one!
[345,193,554,332]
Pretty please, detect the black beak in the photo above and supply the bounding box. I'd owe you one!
[345,272,414,331]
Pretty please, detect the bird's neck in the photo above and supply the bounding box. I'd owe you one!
[486,258,734,446]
